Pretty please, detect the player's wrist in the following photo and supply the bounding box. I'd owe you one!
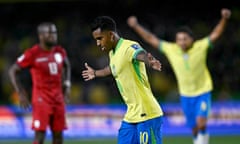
[64,80,71,87]
[132,23,139,29]
[93,70,96,78]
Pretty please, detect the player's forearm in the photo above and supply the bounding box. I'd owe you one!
[136,51,161,71]
[63,58,71,87]
[95,66,111,77]
[136,51,151,67]
[132,24,160,49]
[8,65,21,93]
[134,24,153,42]
[209,17,228,43]
[9,76,21,93]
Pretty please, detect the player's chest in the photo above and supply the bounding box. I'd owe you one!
[110,53,127,77]
[33,52,64,75]
[171,49,204,70]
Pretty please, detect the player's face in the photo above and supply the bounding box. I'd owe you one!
[176,32,193,51]
[92,28,114,52]
[39,25,58,48]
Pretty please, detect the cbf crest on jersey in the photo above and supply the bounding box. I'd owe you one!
[54,53,62,63]
[131,44,142,50]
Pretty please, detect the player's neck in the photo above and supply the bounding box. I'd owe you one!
[113,35,120,52]
[112,35,120,50]
[39,43,52,51]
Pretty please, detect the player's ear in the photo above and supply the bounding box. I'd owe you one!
[109,31,114,42]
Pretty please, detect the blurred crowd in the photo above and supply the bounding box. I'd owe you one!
[0,1,239,105]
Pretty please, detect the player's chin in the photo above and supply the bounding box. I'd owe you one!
[45,41,57,47]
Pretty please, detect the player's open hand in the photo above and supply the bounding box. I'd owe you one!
[18,91,31,110]
[82,63,95,81]
[127,16,138,28]
[221,8,231,19]
[148,53,162,71]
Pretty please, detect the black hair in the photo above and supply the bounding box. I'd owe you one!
[90,16,117,32]
[37,22,56,34]
[175,26,195,39]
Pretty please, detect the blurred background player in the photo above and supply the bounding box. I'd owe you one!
[8,22,71,144]
[127,8,231,144]
[82,16,164,144]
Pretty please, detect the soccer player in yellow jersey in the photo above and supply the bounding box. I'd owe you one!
[82,16,164,144]
[127,8,231,144]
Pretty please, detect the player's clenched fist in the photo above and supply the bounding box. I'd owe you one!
[221,8,231,19]
[127,16,139,28]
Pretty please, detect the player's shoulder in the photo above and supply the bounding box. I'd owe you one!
[53,45,67,58]
[123,38,141,49]
[123,38,139,45]
[54,45,65,50]
[54,45,66,53]
[194,37,208,44]
[23,44,40,54]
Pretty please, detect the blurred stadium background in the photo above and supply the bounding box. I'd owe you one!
[0,0,240,143]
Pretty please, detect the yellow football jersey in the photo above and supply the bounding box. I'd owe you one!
[159,37,213,96]
[109,38,163,123]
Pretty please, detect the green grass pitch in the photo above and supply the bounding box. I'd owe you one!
[0,136,239,144]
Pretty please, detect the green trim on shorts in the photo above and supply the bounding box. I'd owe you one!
[151,127,157,144]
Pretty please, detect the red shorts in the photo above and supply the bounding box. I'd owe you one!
[32,101,67,131]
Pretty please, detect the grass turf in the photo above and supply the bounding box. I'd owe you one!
[0,136,239,144]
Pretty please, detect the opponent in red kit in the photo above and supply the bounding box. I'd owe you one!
[9,22,71,144]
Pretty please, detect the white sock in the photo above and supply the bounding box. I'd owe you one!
[194,133,209,144]
[193,137,198,144]
[202,133,209,144]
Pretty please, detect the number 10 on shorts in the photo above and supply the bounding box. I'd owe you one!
[140,131,149,144]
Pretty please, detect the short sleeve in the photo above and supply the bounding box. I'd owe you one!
[16,49,34,68]
[194,37,212,50]
[126,43,145,61]
[59,47,67,60]
[159,40,176,55]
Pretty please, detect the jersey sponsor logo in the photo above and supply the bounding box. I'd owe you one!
[131,44,141,50]
[17,54,25,62]
[54,53,63,63]
[36,57,48,62]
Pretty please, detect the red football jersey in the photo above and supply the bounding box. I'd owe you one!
[16,44,67,104]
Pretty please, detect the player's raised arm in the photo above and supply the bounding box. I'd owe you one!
[8,63,31,110]
[209,8,231,43]
[82,63,112,81]
[127,16,161,49]
[135,51,162,71]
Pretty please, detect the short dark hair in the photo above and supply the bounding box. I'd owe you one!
[37,22,56,34]
[175,26,195,39]
[90,16,117,32]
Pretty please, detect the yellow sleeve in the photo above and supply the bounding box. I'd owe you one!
[159,40,176,55]
[194,37,212,50]
[126,43,145,62]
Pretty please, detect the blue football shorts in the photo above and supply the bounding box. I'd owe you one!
[118,116,163,144]
[180,91,211,128]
